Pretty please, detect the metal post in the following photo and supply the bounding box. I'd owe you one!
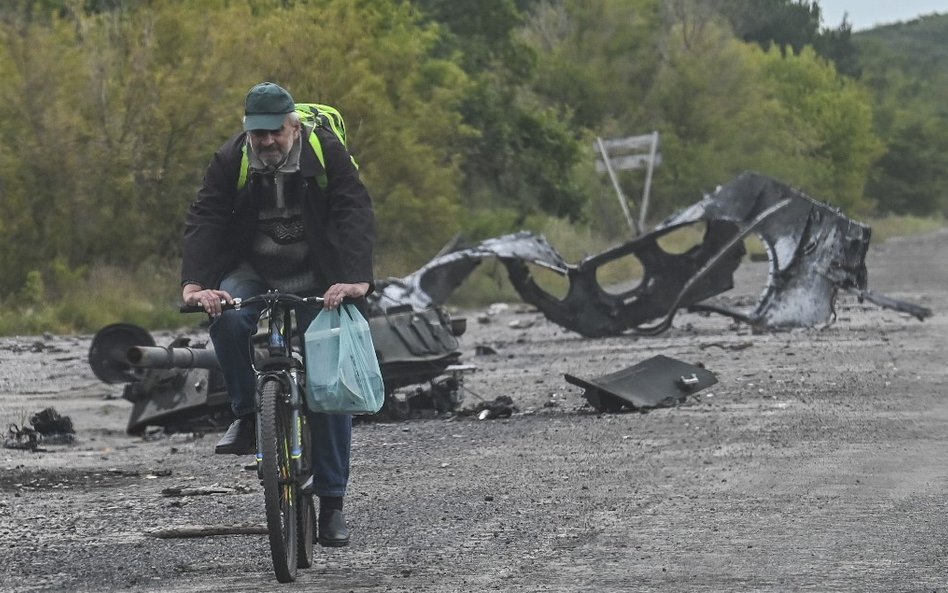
[596,136,640,236]
[638,131,659,232]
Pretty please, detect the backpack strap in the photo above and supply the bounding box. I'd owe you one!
[237,147,250,190]
[307,131,327,189]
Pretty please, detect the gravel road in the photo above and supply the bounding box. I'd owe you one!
[0,229,946,593]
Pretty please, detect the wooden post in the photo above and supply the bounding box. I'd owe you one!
[638,131,659,232]
[595,136,641,236]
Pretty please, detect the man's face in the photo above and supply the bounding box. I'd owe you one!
[248,119,300,167]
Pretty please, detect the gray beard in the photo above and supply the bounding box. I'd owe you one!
[247,128,305,174]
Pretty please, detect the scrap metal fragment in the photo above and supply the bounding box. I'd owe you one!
[846,287,932,321]
[28,407,75,438]
[373,365,475,421]
[4,424,41,451]
[3,407,75,451]
[457,395,518,419]
[662,172,871,329]
[374,232,569,312]
[368,306,463,392]
[565,355,717,412]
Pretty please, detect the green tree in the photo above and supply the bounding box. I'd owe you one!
[760,46,883,214]
[715,0,860,77]
[718,0,822,54]
[0,0,475,294]
[638,16,880,215]
[410,0,587,232]
[644,19,816,211]
[854,15,948,215]
[521,0,661,130]
[867,116,948,215]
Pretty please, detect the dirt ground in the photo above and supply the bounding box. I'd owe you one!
[1,229,946,593]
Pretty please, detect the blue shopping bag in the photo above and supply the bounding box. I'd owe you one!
[304,304,385,414]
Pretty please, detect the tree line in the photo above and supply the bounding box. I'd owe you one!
[0,0,943,302]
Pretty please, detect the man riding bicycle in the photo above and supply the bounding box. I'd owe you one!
[180,81,375,548]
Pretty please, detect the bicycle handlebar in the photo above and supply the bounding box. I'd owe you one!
[179,292,326,314]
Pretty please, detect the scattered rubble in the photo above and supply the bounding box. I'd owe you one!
[3,407,75,452]
[457,395,518,420]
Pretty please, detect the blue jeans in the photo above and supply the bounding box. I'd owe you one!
[209,266,352,497]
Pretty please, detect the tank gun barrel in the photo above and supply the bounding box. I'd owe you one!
[126,346,221,370]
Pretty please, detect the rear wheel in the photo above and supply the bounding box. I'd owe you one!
[297,491,315,567]
[259,379,298,582]
[297,414,315,568]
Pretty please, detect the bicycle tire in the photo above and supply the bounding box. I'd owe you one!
[297,492,315,567]
[297,414,315,568]
[259,378,298,583]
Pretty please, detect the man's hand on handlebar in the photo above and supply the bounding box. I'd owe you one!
[322,282,369,310]
[182,283,233,317]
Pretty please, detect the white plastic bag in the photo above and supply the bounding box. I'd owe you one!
[304,304,384,414]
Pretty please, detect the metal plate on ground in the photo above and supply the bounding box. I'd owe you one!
[565,354,716,412]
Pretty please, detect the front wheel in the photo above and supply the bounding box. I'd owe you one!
[259,378,298,582]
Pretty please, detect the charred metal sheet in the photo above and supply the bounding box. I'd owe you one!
[372,171,930,337]
[658,172,868,330]
[565,355,716,413]
[374,232,569,312]
[502,217,750,337]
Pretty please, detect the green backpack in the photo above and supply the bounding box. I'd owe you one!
[237,102,356,190]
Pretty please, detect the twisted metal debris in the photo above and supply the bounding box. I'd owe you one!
[374,172,931,337]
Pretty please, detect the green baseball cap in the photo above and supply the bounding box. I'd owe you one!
[243,82,295,131]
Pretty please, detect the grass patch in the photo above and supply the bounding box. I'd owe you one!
[866,214,945,243]
[0,262,184,336]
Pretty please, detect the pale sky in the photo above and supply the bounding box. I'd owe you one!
[818,0,947,30]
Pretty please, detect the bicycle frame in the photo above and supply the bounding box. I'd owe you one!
[237,293,318,482]
[182,290,323,581]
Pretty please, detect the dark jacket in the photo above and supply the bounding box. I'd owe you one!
[181,127,375,294]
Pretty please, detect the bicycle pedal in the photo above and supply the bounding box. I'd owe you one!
[300,475,314,495]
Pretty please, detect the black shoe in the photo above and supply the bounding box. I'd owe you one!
[214,417,255,455]
[317,509,350,547]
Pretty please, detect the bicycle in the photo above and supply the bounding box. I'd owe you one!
[182,291,324,583]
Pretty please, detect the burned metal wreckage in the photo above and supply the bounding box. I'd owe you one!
[380,171,930,337]
[88,172,931,431]
[89,306,467,434]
